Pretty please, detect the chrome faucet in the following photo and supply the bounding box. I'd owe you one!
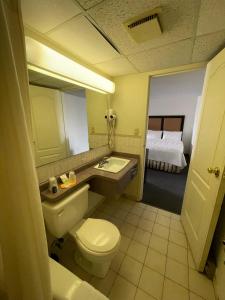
[98,157,109,168]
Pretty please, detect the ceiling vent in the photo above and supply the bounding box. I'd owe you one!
[124,7,162,43]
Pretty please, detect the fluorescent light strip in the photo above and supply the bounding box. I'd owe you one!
[25,37,115,94]
[28,64,107,94]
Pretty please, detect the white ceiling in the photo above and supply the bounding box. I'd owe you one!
[21,0,225,77]
[47,15,120,64]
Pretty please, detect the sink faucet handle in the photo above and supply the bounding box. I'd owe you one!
[98,156,109,168]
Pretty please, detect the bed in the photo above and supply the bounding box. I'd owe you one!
[146,116,187,173]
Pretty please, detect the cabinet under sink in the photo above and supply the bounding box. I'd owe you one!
[90,163,138,198]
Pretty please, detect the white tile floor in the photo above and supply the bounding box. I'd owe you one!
[59,196,216,300]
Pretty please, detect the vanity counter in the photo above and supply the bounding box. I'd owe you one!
[40,153,139,202]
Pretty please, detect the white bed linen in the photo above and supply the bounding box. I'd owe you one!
[146,137,187,168]
[148,130,162,139]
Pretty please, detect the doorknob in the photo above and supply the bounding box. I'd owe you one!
[207,167,220,177]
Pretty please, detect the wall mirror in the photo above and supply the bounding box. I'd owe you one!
[28,68,109,167]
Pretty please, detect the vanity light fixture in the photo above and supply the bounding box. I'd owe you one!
[25,37,115,94]
[27,64,107,94]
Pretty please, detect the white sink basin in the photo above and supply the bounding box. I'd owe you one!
[94,156,130,173]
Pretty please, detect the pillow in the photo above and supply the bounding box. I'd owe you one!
[147,130,162,139]
[163,131,182,141]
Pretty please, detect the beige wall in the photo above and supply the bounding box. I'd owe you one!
[86,90,109,148]
[86,90,108,134]
[111,73,149,200]
[110,63,206,200]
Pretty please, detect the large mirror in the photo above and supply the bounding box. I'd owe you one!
[28,69,108,167]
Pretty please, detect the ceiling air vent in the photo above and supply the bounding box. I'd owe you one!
[124,7,162,43]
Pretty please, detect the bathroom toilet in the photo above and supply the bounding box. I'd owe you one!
[70,217,120,278]
[42,184,121,278]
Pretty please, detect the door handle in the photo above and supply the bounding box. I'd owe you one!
[207,167,220,177]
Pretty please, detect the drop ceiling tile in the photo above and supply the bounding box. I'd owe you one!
[95,57,137,76]
[21,0,81,33]
[192,31,225,63]
[88,0,199,55]
[76,0,104,10]
[47,15,120,64]
[128,39,193,72]
[197,0,225,36]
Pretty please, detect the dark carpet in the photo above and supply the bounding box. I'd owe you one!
[142,164,189,214]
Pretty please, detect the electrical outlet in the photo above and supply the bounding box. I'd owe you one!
[134,128,139,136]
[91,126,95,134]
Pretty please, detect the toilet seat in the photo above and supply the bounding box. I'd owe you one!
[75,218,120,254]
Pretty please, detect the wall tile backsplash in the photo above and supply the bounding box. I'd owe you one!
[89,134,108,149]
[36,145,111,183]
[36,135,142,184]
[114,135,142,154]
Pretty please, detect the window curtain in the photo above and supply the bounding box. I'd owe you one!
[0,1,52,299]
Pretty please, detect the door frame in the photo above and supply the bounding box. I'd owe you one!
[140,62,206,201]
[140,61,225,271]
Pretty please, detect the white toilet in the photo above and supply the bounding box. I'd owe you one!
[42,184,121,278]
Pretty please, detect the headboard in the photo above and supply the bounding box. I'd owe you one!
[148,115,185,132]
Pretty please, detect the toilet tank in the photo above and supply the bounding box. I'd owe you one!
[42,184,90,238]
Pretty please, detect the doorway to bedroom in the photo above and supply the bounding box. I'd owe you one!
[142,69,205,214]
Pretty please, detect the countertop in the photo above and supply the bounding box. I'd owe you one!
[40,153,139,202]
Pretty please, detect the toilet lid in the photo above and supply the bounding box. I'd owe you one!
[76,218,120,253]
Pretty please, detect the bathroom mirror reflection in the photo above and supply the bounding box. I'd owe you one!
[28,69,109,167]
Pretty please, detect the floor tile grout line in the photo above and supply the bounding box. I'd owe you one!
[90,202,214,300]
[163,276,196,298]
[116,210,166,298]
[186,236,191,300]
[107,216,134,297]
[136,286,159,300]
[164,274,189,291]
[160,225,170,300]
[98,204,188,252]
[137,212,166,299]
[189,290,207,300]
[144,246,208,299]
[108,251,127,298]
[133,230,155,300]
[119,222,193,291]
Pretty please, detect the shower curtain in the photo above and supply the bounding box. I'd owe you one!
[0,1,52,299]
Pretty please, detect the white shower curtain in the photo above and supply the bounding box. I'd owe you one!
[0,1,52,299]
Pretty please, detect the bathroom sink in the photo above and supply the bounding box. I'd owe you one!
[94,157,130,173]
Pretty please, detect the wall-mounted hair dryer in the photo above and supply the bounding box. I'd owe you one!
[105,108,117,148]
[105,108,117,121]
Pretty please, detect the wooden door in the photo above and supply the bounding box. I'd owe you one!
[181,49,225,271]
[29,85,68,166]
